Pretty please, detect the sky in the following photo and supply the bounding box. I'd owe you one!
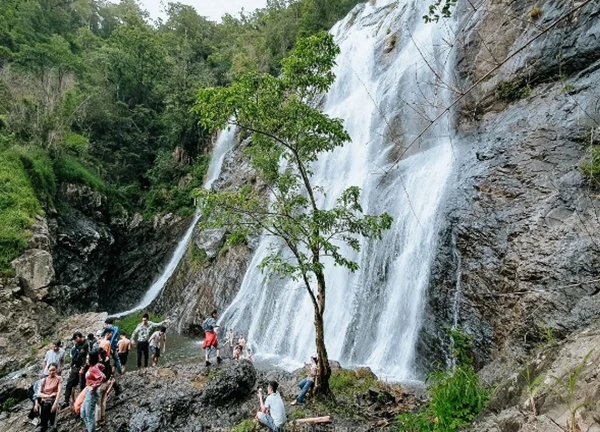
[137,0,268,22]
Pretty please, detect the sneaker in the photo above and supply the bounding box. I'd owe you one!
[290,400,298,406]
[205,361,211,367]
[60,401,69,410]
[217,357,222,364]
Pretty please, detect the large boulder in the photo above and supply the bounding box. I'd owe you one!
[11,249,54,296]
[200,359,257,406]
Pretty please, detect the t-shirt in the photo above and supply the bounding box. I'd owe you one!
[43,349,65,375]
[203,317,217,332]
[148,331,166,348]
[41,375,63,395]
[265,392,286,427]
[98,339,111,357]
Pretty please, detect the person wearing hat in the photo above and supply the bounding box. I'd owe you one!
[41,341,65,378]
[62,332,89,409]
[290,356,318,405]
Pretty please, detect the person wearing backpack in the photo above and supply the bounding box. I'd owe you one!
[37,363,62,432]
[202,310,222,367]
[62,332,89,409]
[23,378,42,426]
[104,318,123,375]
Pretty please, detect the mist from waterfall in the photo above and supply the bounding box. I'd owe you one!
[111,126,237,318]
[220,0,456,380]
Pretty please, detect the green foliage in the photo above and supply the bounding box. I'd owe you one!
[231,419,258,432]
[550,349,594,432]
[424,0,458,23]
[115,312,163,337]
[1,397,16,412]
[0,149,41,275]
[396,330,489,431]
[496,81,532,102]
[520,364,545,416]
[53,155,105,191]
[329,369,379,398]
[581,147,600,184]
[11,146,56,207]
[448,328,474,365]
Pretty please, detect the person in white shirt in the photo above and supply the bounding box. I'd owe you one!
[148,326,167,367]
[41,341,65,377]
[256,381,286,431]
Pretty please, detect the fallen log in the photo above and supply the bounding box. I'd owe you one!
[293,416,332,425]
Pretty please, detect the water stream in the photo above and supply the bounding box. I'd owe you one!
[219,0,457,381]
[111,126,238,318]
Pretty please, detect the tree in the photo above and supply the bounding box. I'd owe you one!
[193,32,393,395]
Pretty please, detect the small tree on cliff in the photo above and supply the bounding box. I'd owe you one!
[193,32,392,396]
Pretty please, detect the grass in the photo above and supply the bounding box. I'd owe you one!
[1,397,16,412]
[0,149,41,275]
[581,147,600,184]
[231,419,257,432]
[53,154,105,191]
[529,6,542,20]
[329,368,379,398]
[496,80,531,102]
[115,311,163,337]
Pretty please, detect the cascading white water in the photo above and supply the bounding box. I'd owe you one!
[220,0,457,380]
[111,126,237,318]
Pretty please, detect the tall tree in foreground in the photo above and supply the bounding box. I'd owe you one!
[193,32,392,395]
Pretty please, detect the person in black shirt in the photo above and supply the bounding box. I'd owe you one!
[62,332,89,409]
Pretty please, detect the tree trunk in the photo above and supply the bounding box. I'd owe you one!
[313,269,331,396]
[313,308,331,396]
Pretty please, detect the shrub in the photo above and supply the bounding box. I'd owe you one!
[231,419,257,432]
[496,81,531,102]
[581,147,600,184]
[12,146,56,207]
[53,154,105,191]
[329,368,379,398]
[529,6,542,20]
[0,149,41,275]
[395,329,489,431]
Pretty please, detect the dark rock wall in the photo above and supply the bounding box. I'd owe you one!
[419,0,600,370]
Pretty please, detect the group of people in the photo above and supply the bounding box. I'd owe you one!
[199,310,319,432]
[200,310,253,366]
[25,313,168,432]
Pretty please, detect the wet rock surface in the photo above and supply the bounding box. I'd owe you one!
[419,0,600,371]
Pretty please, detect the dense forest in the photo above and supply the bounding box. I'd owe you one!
[0,0,363,274]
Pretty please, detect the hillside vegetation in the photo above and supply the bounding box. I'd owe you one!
[0,0,362,275]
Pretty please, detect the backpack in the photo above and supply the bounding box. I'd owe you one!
[202,317,214,332]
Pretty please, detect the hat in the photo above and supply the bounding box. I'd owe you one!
[72,331,84,340]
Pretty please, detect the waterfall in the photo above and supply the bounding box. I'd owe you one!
[111,126,238,318]
[221,0,457,380]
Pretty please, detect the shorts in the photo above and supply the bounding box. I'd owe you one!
[202,331,218,349]
[118,352,128,366]
[150,346,161,357]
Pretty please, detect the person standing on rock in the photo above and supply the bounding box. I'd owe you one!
[41,341,65,377]
[62,332,89,410]
[37,362,62,432]
[131,313,168,369]
[238,334,246,352]
[104,318,123,375]
[148,326,167,367]
[81,351,105,432]
[257,381,287,431]
[117,332,132,374]
[291,356,318,405]
[202,310,222,366]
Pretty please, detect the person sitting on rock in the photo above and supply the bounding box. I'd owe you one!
[257,381,287,431]
[41,341,65,377]
[202,310,222,366]
[117,332,132,374]
[149,326,167,367]
[23,378,42,426]
[291,356,318,405]
[245,348,253,362]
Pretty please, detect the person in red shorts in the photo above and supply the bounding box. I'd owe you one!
[202,310,222,366]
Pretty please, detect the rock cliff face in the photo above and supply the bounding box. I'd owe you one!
[420,0,600,371]
[153,138,258,334]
